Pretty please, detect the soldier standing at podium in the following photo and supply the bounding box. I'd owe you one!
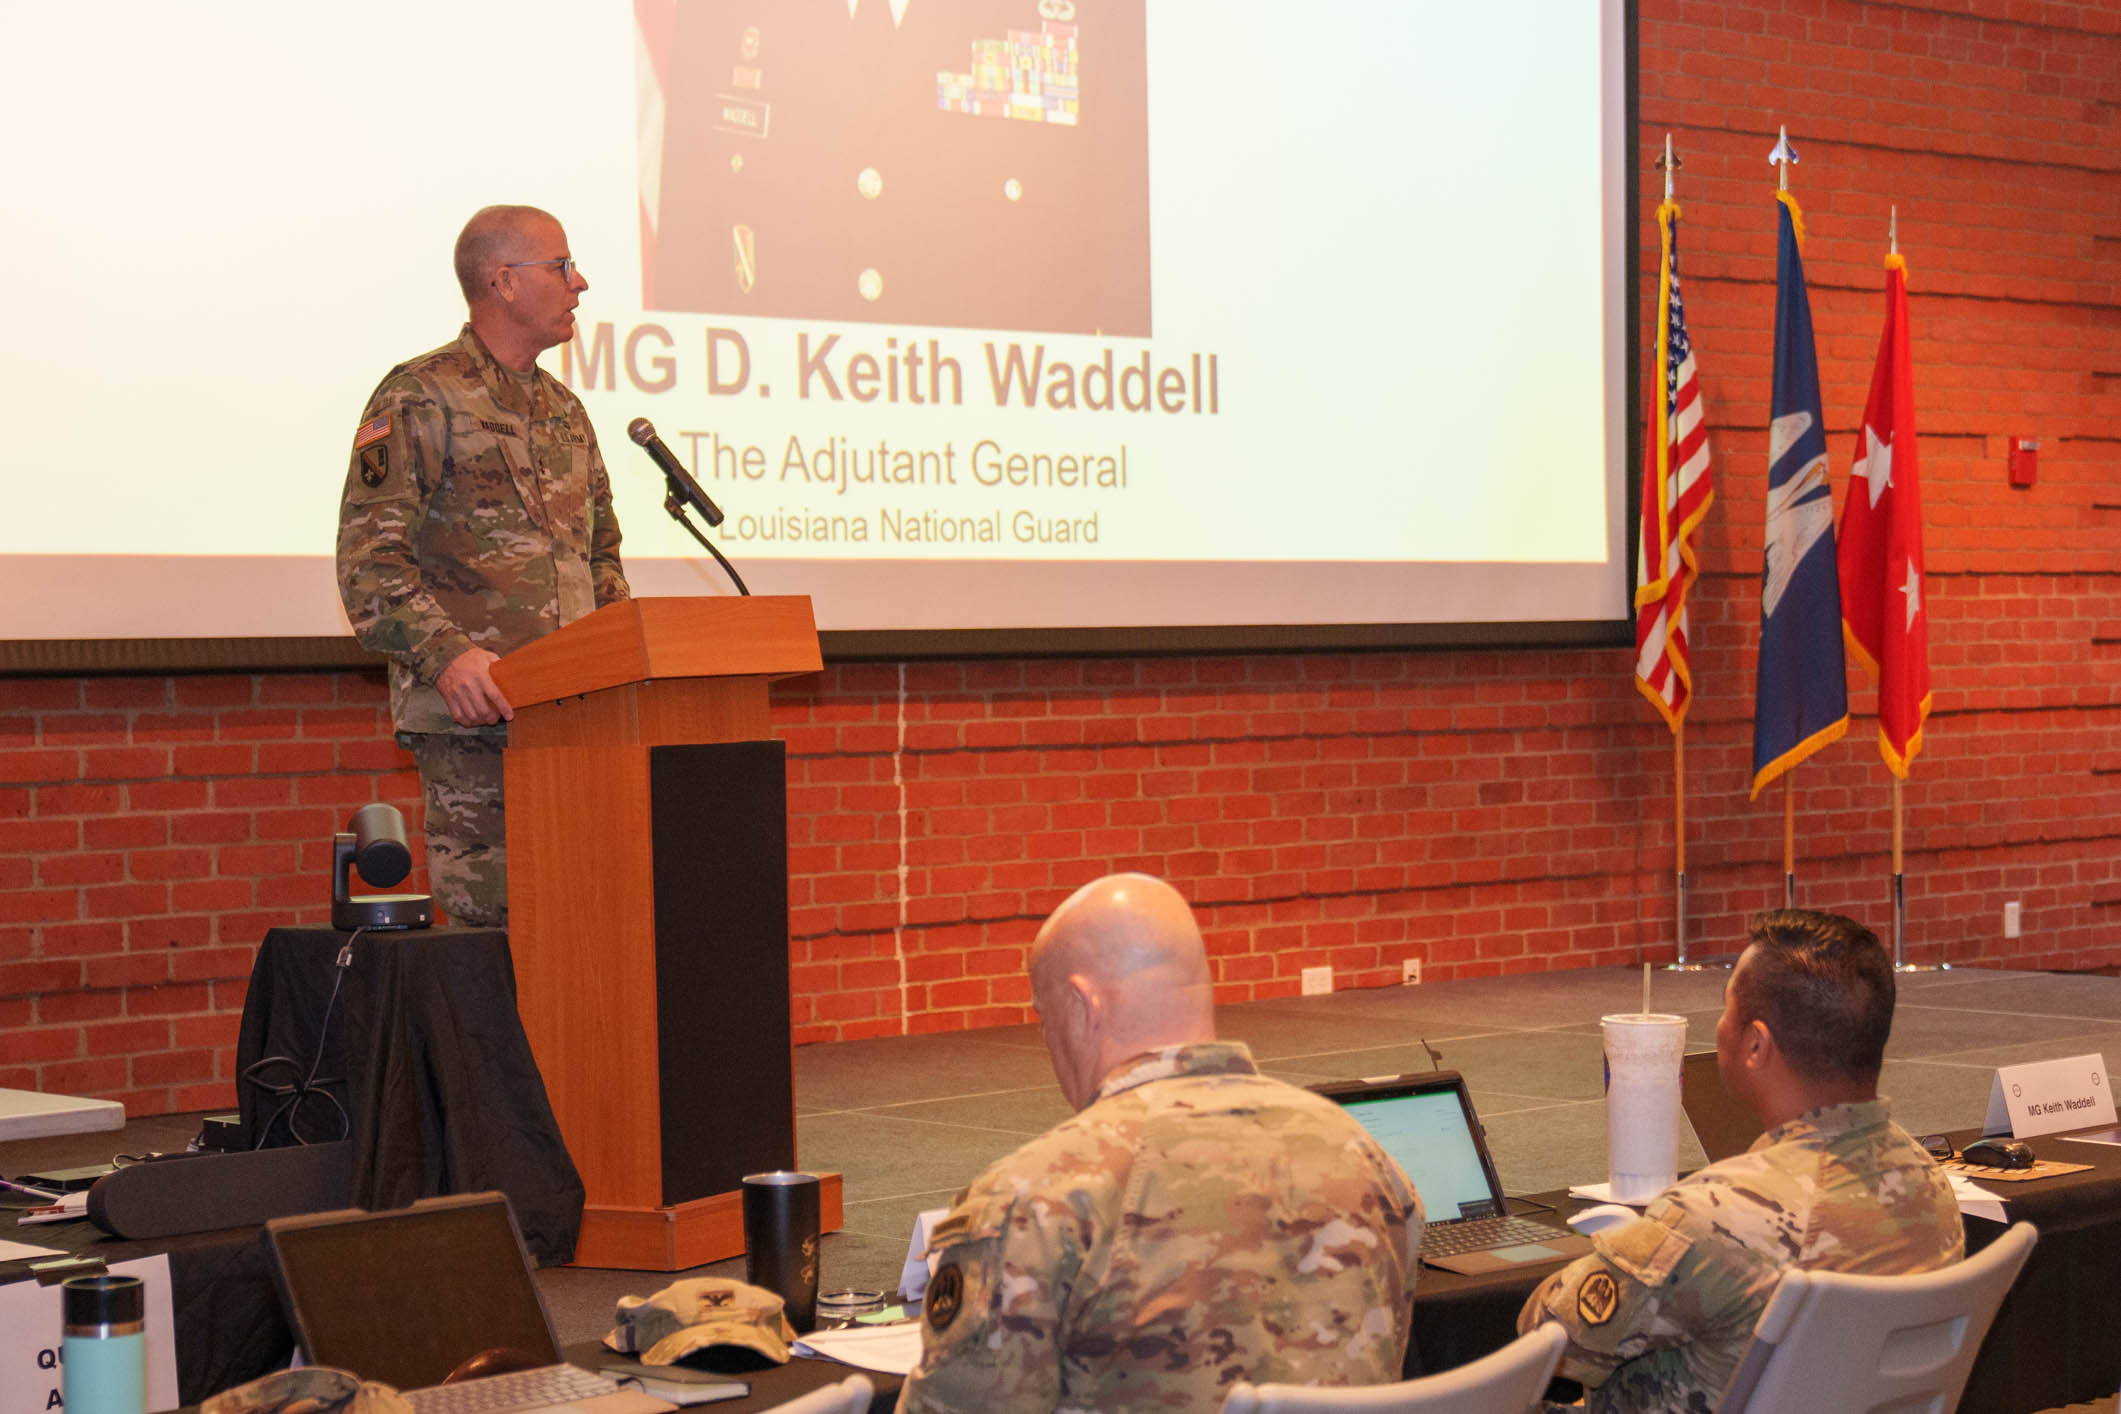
[337,205,631,927]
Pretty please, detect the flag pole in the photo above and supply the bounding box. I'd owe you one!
[1669,137,1687,973]
[1876,205,1945,973]
[1892,775,1909,965]
[1655,135,1714,972]
[1889,775,1942,970]
[1886,206,1907,966]
[1669,729,1710,969]
[1783,775,1796,907]
[1765,123,1808,915]
[1666,135,1688,971]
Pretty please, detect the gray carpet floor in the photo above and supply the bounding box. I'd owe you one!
[9,962,2120,1411]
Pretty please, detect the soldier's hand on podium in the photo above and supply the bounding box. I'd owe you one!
[438,647,514,726]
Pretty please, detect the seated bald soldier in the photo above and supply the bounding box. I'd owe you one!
[897,873,1425,1414]
[1517,908,1962,1413]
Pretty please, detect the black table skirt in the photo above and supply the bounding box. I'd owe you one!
[233,926,583,1265]
[5,926,588,1404]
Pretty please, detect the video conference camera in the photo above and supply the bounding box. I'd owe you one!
[330,803,433,931]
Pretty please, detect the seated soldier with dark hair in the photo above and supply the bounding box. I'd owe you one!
[1517,908,1962,1413]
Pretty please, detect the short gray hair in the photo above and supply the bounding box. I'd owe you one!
[452,205,554,304]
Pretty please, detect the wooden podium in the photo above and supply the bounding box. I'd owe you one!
[491,596,835,1269]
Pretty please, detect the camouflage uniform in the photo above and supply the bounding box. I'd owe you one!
[897,1041,1424,1414]
[337,324,629,926]
[1517,1099,1962,1414]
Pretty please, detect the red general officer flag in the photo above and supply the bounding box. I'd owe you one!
[1838,252,1931,776]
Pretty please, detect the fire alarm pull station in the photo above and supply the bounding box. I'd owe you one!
[2008,438,2038,488]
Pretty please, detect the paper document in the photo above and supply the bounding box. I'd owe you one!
[1565,1182,1646,1208]
[899,1207,949,1302]
[620,1375,746,1406]
[1948,1173,2006,1224]
[0,1239,62,1260]
[2060,1125,2121,1146]
[794,1321,925,1375]
[17,1191,87,1224]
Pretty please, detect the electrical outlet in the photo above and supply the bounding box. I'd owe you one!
[2004,900,2021,939]
[1401,959,1422,986]
[1300,965,1333,996]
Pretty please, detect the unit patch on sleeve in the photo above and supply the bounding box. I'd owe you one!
[1577,1270,1620,1326]
[925,1262,964,1331]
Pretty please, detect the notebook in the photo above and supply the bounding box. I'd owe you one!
[1681,1049,1764,1162]
[1311,1071,1592,1275]
[267,1191,680,1412]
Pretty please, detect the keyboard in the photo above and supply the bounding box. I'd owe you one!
[1421,1214,1568,1257]
[405,1363,623,1414]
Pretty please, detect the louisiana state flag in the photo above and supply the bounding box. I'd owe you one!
[1751,192,1847,797]
[1838,253,1931,776]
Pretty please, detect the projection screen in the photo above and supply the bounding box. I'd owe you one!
[0,0,1632,657]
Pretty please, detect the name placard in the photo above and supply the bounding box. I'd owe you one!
[898,1206,949,1302]
[0,1254,177,1414]
[1984,1052,2116,1139]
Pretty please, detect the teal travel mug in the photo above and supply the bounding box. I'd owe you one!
[62,1274,146,1414]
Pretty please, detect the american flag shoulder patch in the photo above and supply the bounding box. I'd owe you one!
[353,414,391,449]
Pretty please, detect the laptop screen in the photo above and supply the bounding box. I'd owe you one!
[1682,1049,1764,1161]
[1318,1074,1505,1223]
[268,1193,561,1391]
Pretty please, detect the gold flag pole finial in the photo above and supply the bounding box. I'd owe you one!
[1768,124,1798,192]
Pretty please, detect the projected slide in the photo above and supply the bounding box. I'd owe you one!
[637,2,1152,335]
[0,0,1626,643]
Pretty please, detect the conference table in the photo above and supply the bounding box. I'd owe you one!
[1407,1136,2121,1412]
[6,1125,2118,1408]
[0,1087,125,1140]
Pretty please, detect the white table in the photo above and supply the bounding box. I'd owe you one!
[0,1089,124,1142]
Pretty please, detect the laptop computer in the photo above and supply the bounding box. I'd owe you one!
[266,1191,668,1413]
[1311,1071,1593,1275]
[1681,1049,1764,1162]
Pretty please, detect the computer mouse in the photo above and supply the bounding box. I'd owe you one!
[1960,1138,2035,1170]
[1565,1203,1642,1235]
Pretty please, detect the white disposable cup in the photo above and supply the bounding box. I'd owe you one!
[1602,1012,1688,1204]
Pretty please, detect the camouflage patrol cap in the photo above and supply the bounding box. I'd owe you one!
[607,1277,797,1366]
[200,1366,413,1414]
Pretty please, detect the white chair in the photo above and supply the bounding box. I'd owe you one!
[1219,1324,1568,1414]
[1716,1222,2037,1414]
[761,1371,875,1414]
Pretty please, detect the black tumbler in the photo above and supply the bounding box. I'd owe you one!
[742,1170,822,1332]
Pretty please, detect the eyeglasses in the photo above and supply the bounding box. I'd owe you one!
[503,257,579,280]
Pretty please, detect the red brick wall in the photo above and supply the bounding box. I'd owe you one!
[0,673,424,1113]
[4,0,2117,1111]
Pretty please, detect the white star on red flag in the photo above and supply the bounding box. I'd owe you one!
[1854,424,1893,509]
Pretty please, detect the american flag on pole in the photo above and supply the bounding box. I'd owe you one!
[1635,200,1714,729]
[1838,251,1931,776]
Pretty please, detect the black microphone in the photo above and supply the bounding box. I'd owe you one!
[627,417,725,527]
